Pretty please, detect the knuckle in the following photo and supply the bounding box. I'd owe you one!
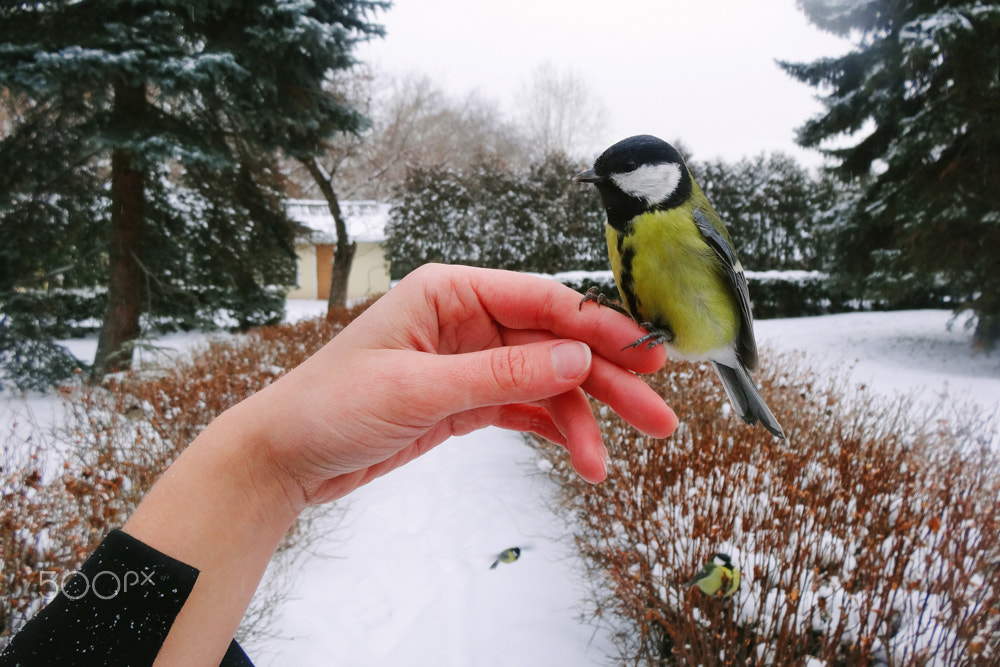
[489,346,532,392]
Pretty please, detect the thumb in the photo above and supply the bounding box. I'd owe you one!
[430,340,593,413]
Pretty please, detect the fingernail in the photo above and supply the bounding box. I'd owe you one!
[551,341,592,381]
[584,444,609,485]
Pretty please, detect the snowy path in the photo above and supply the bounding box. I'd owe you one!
[256,430,611,667]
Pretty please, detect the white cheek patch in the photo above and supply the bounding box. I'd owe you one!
[610,163,682,205]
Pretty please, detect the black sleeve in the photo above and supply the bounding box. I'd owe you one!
[0,529,254,666]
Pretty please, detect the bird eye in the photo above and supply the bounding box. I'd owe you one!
[623,161,638,172]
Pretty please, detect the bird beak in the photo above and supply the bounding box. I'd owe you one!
[573,168,601,183]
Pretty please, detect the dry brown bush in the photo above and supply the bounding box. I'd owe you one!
[532,352,1000,666]
[0,300,375,652]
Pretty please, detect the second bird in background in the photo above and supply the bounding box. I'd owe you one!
[574,134,784,438]
[687,553,741,598]
[490,547,522,570]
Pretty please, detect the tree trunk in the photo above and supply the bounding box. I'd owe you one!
[973,311,999,351]
[328,237,356,312]
[93,80,146,376]
[302,157,356,312]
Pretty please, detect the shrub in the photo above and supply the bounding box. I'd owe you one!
[385,153,607,277]
[531,354,1000,665]
[0,300,374,652]
[550,269,952,320]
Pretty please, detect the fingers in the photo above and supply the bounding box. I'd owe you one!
[490,404,566,446]
[457,394,608,484]
[543,388,608,484]
[582,355,678,438]
[413,264,667,374]
[422,339,594,417]
[415,339,608,483]
[500,327,677,439]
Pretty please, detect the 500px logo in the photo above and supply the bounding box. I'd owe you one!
[37,568,156,602]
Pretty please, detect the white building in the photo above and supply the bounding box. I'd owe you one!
[286,199,391,301]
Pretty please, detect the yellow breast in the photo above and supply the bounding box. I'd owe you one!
[606,209,738,359]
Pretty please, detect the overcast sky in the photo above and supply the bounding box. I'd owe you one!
[356,0,853,167]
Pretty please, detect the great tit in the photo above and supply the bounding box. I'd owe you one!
[574,135,784,438]
[490,547,522,570]
[688,553,741,597]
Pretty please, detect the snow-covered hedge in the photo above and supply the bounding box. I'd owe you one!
[530,356,1000,665]
[745,270,832,318]
[531,269,951,319]
[0,302,374,651]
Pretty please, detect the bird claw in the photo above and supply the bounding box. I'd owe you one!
[623,322,675,350]
[579,288,672,350]
[579,286,631,316]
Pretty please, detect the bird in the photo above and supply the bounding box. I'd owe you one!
[687,552,741,597]
[490,547,522,570]
[574,134,784,438]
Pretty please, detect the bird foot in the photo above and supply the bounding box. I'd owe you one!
[624,322,675,350]
[579,286,631,317]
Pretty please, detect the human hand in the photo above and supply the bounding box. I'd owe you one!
[239,264,678,507]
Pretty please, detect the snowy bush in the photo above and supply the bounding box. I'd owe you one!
[693,152,841,273]
[531,355,1000,665]
[385,153,607,277]
[0,301,374,652]
[540,269,951,320]
[744,270,832,318]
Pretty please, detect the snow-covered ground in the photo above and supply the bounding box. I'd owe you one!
[757,309,1000,417]
[3,303,999,665]
[254,429,609,667]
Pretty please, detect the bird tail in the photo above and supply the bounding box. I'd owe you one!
[711,362,785,439]
[490,559,499,570]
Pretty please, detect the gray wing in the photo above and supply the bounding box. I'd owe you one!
[691,208,758,371]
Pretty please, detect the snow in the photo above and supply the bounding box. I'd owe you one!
[756,309,1000,417]
[3,302,999,665]
[282,299,330,323]
[745,269,826,284]
[287,199,390,244]
[254,433,609,667]
[253,307,998,665]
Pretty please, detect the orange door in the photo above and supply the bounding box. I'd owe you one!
[316,244,333,301]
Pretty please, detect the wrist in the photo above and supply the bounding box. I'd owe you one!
[123,402,304,567]
[122,403,306,664]
[211,399,310,525]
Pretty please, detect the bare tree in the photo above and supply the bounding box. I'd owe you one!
[340,71,530,199]
[514,62,609,159]
[287,68,532,309]
[286,67,376,312]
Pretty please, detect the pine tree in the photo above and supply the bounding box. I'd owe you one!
[0,0,387,377]
[780,0,1000,347]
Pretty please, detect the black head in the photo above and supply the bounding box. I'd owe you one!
[711,553,733,568]
[574,135,692,230]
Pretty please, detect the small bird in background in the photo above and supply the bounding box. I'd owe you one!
[687,553,741,598]
[574,135,784,438]
[490,547,522,570]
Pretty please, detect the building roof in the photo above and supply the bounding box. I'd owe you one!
[287,199,390,244]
